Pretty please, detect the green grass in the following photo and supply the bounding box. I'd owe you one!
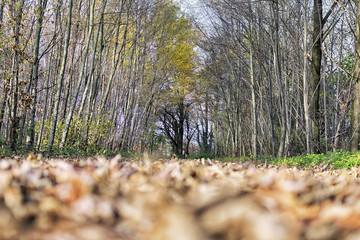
[216,150,360,169]
[272,150,360,169]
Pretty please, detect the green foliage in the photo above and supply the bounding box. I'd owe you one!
[329,53,355,86]
[0,137,29,157]
[215,151,360,170]
[269,150,360,169]
[35,114,113,155]
[0,138,13,157]
[340,53,355,73]
[148,123,166,153]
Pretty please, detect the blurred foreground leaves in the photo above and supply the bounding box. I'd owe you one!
[1,155,360,239]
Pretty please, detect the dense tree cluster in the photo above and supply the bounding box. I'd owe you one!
[196,0,360,157]
[0,0,198,156]
[0,0,360,158]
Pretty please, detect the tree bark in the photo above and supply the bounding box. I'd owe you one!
[250,41,257,157]
[333,21,343,151]
[0,0,6,134]
[309,0,322,153]
[37,1,62,151]
[26,0,48,149]
[99,0,126,114]
[303,0,313,154]
[82,0,108,145]
[350,0,360,152]
[7,0,25,150]
[0,0,4,30]
[48,0,73,151]
[271,0,286,157]
[60,0,95,148]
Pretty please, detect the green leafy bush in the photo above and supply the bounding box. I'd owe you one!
[0,145,13,157]
[35,115,113,155]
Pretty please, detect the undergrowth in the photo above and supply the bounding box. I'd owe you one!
[216,150,360,169]
[2,141,360,171]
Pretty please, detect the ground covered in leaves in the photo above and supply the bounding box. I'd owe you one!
[1,155,360,240]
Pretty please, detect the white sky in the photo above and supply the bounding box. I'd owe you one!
[174,0,215,32]
[174,0,205,19]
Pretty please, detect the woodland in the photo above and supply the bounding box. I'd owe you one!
[0,0,359,158]
[2,1,360,239]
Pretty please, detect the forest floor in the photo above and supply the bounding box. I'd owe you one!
[1,154,360,240]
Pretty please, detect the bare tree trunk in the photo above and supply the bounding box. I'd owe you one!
[0,0,4,30]
[8,0,25,150]
[26,0,48,149]
[48,0,73,151]
[62,0,82,121]
[83,0,108,146]
[333,22,344,151]
[350,0,360,152]
[99,0,127,114]
[0,0,6,133]
[303,0,313,154]
[36,1,62,151]
[271,0,286,157]
[285,64,294,156]
[322,69,328,152]
[309,0,322,153]
[36,52,53,150]
[60,0,95,148]
[247,0,257,157]
[267,48,276,156]
[334,89,351,150]
[249,41,257,157]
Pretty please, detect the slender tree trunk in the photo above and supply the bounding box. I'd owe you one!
[247,0,257,157]
[62,0,82,121]
[0,0,4,30]
[285,64,294,156]
[0,0,6,133]
[350,0,360,152]
[60,0,95,148]
[37,1,62,150]
[249,42,257,157]
[309,0,322,153]
[323,69,328,152]
[83,0,108,145]
[0,83,6,134]
[37,52,53,150]
[48,0,73,151]
[26,0,48,149]
[99,0,127,114]
[267,48,276,156]
[271,0,286,157]
[8,0,25,150]
[303,0,313,154]
[333,22,344,151]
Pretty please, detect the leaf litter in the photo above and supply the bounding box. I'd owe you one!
[1,155,360,239]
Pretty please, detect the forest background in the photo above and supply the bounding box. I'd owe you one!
[0,0,360,159]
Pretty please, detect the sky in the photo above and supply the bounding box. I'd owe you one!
[173,0,215,33]
[174,0,200,12]
[174,0,207,21]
